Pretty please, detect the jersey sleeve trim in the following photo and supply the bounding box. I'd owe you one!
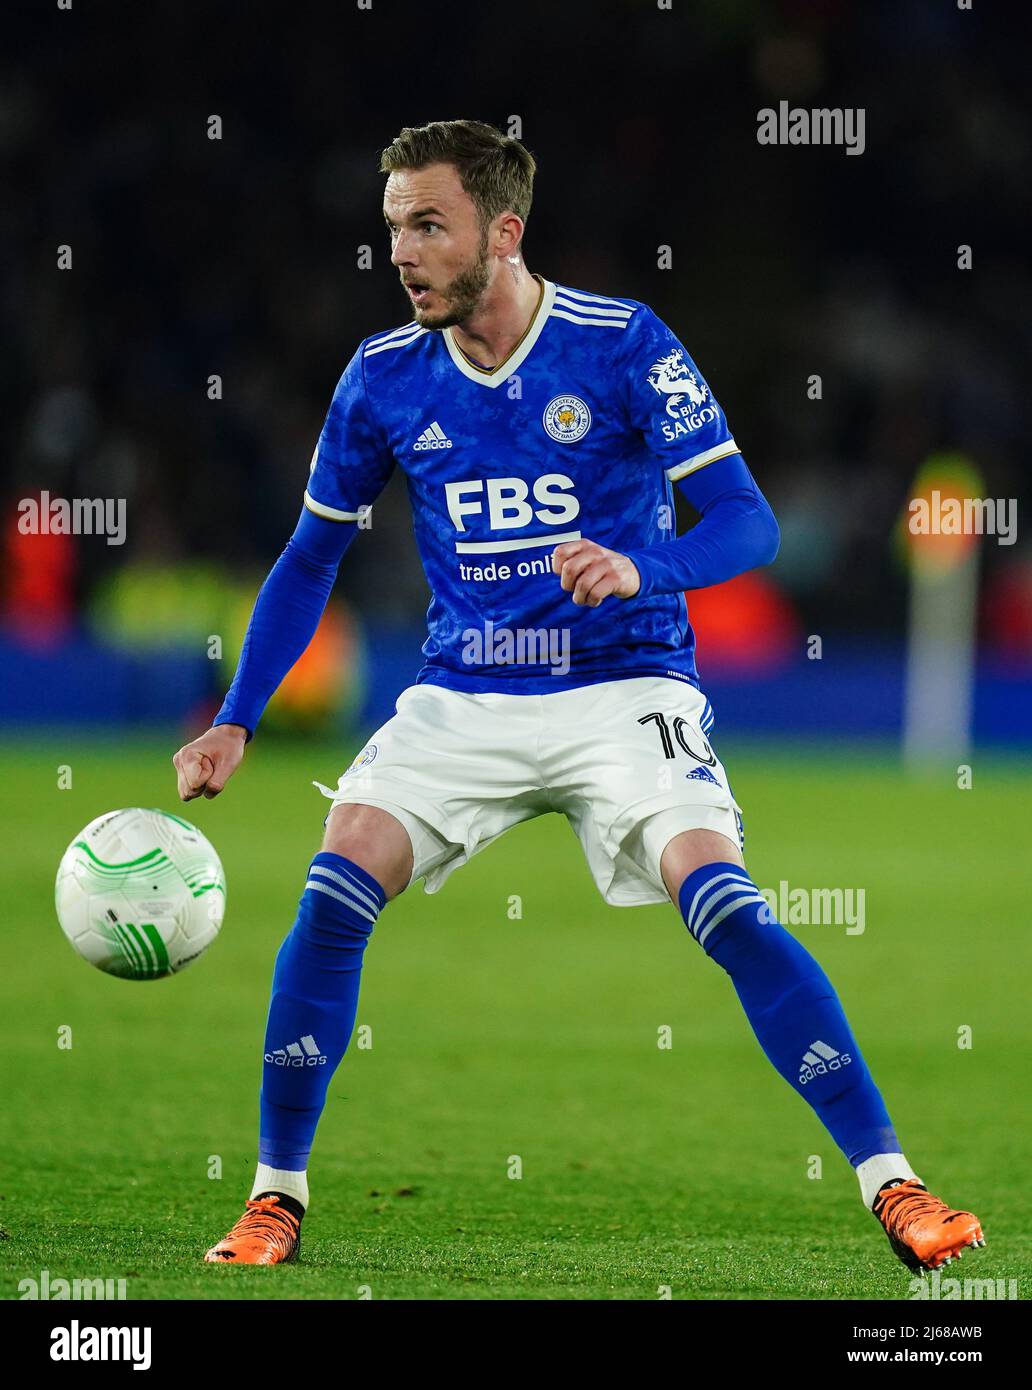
[665,439,741,481]
[303,490,361,522]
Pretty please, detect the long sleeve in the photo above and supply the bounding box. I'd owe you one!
[623,452,780,598]
[213,507,357,739]
[216,338,396,739]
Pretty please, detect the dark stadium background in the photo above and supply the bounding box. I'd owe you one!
[2,0,1029,742]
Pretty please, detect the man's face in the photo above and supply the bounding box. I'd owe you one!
[383,163,492,329]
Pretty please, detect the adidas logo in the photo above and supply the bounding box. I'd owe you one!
[798,1039,852,1086]
[685,765,719,785]
[413,421,453,451]
[265,1034,327,1068]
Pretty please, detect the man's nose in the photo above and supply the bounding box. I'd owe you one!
[390,230,417,266]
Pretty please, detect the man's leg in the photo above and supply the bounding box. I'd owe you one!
[659,828,985,1270]
[549,672,984,1272]
[250,805,412,1200]
[660,828,916,1201]
[204,804,410,1263]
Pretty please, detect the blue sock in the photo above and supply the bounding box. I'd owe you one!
[258,852,385,1171]
[678,863,900,1167]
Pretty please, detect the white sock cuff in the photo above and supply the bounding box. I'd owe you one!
[856,1152,920,1209]
[250,1163,309,1210]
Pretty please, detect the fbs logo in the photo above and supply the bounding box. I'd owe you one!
[798,1039,852,1086]
[445,473,580,533]
[265,1034,327,1067]
[414,421,453,451]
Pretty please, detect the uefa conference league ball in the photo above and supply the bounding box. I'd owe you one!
[55,808,226,979]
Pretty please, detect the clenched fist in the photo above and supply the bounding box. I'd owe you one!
[551,538,641,607]
[172,723,248,801]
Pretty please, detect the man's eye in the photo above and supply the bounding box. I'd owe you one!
[421,222,441,234]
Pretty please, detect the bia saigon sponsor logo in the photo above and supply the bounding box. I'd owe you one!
[647,350,719,441]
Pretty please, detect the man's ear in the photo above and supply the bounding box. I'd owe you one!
[493,211,525,258]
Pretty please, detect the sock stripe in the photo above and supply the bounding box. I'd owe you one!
[687,869,752,925]
[311,852,387,909]
[692,883,763,938]
[337,865,384,910]
[696,893,769,949]
[304,878,378,922]
[308,863,381,914]
[686,871,755,939]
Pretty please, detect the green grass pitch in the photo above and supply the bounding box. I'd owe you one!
[1,732,1028,1300]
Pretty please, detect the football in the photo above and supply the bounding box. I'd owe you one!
[55,808,226,979]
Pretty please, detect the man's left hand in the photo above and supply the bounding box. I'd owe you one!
[551,539,641,607]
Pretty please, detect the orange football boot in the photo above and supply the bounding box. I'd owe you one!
[873,1179,985,1272]
[203,1193,302,1265]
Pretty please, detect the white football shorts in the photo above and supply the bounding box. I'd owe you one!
[312,676,744,907]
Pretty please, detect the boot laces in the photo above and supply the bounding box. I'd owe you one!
[225,1195,299,1244]
[879,1181,945,1233]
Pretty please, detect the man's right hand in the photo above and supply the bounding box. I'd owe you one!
[172,724,249,801]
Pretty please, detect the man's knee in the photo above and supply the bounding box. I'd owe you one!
[660,827,745,902]
[321,803,413,901]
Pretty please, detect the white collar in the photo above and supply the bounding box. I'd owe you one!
[443,278,556,388]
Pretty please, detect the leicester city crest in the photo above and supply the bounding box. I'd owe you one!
[344,743,378,776]
[542,394,591,443]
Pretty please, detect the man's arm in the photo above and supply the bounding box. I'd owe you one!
[551,300,778,605]
[624,451,780,596]
[172,508,355,800]
[173,342,395,801]
[552,453,779,606]
[214,507,357,738]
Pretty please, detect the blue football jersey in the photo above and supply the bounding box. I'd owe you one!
[306,278,742,694]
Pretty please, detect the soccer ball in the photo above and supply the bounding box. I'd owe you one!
[55,808,226,979]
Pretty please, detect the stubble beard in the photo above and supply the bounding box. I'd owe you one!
[410,228,492,330]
